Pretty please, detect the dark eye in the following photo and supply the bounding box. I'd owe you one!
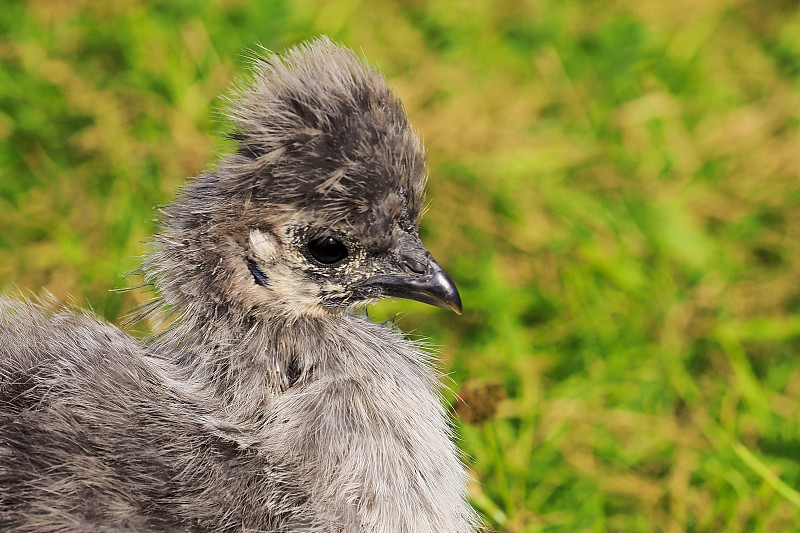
[308,236,348,264]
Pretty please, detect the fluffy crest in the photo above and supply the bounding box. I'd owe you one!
[220,36,427,230]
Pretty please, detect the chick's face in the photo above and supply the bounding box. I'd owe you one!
[243,205,460,318]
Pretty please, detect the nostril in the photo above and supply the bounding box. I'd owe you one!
[402,256,427,274]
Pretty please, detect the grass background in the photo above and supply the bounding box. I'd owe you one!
[3,0,800,531]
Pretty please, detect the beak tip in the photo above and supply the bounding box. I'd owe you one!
[431,270,462,315]
[448,293,463,315]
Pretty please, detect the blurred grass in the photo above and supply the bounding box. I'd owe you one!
[3,0,800,531]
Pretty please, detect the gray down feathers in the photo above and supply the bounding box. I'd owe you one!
[0,37,480,532]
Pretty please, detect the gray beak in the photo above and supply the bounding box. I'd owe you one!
[361,233,462,314]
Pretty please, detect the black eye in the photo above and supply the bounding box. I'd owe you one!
[308,236,348,264]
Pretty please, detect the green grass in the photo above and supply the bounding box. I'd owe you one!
[3,0,800,531]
